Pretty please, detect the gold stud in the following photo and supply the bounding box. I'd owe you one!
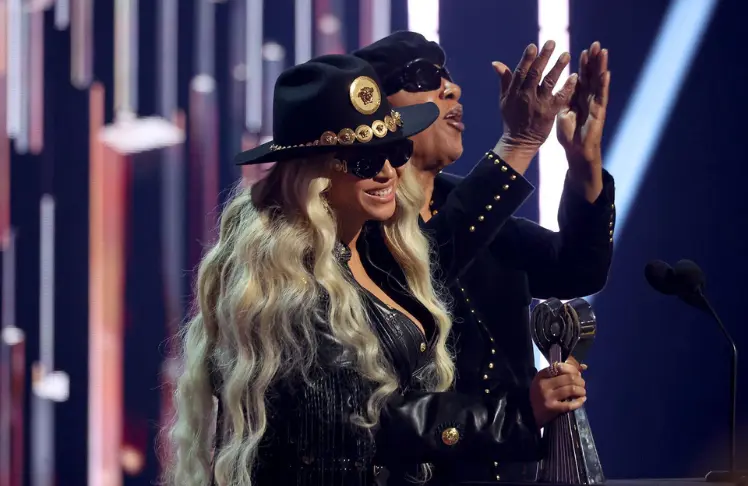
[491,349,496,354]
[338,128,356,145]
[485,204,492,210]
[502,184,509,190]
[501,166,508,172]
[496,475,501,480]
[372,120,387,138]
[320,131,338,146]
[510,174,517,181]
[490,337,494,342]
[609,237,614,243]
[609,221,614,227]
[485,389,490,394]
[494,158,501,165]
[355,124,374,143]
[469,225,476,232]
[488,153,494,159]
[432,210,438,215]
[465,298,470,303]
[483,374,489,380]
[441,427,460,446]
[494,461,499,467]
[460,288,465,292]
[420,342,426,353]
[488,363,494,369]
[478,215,485,222]
[609,229,614,235]
[470,309,475,313]
[494,195,501,201]
[611,203,615,209]
[384,115,397,132]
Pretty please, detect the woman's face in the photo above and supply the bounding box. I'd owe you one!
[326,156,400,226]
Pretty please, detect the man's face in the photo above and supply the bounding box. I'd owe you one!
[388,77,463,172]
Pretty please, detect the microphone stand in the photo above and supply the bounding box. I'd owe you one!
[694,290,746,483]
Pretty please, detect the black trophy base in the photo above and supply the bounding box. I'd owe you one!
[704,471,748,484]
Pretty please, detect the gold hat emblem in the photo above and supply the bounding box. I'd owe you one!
[349,76,381,115]
[441,427,460,446]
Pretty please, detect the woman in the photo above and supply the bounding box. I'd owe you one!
[164,55,577,486]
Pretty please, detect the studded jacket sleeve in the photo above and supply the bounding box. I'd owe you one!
[375,384,542,468]
[421,151,534,285]
[489,169,616,298]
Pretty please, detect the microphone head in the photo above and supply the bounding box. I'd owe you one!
[644,260,678,295]
[673,259,706,293]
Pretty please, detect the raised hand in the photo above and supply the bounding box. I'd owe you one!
[493,40,578,150]
[557,41,611,168]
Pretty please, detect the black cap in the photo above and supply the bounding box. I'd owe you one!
[353,31,446,95]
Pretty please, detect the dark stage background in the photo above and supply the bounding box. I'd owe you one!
[0,1,746,485]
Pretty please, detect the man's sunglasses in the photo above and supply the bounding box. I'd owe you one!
[383,58,452,95]
[335,139,414,179]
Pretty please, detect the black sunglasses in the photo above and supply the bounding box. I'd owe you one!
[383,58,452,95]
[336,139,414,179]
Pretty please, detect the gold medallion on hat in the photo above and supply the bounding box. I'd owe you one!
[384,115,397,133]
[355,125,374,143]
[372,120,387,138]
[320,131,338,145]
[338,128,356,145]
[349,76,381,115]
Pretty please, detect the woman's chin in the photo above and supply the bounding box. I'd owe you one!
[364,201,397,222]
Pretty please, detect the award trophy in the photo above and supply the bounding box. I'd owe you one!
[531,298,605,485]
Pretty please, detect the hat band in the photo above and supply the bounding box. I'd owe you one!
[270,110,403,151]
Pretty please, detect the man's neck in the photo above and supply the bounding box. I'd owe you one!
[411,157,440,222]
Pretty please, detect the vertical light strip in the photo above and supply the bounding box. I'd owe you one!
[537,0,570,233]
[406,0,439,43]
[6,0,20,138]
[590,0,718,261]
[0,1,9,245]
[1,230,16,486]
[314,0,345,56]
[196,0,215,77]
[534,0,570,372]
[70,0,93,89]
[114,0,138,117]
[89,83,124,486]
[295,0,312,65]
[245,0,263,132]
[55,0,70,30]
[15,3,29,153]
[158,0,178,118]
[32,195,56,486]
[359,0,391,47]
[28,7,44,154]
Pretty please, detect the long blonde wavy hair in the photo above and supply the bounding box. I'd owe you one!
[163,156,454,486]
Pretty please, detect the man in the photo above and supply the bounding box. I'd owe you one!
[355,32,615,483]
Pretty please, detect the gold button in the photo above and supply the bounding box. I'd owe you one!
[609,237,613,243]
[609,229,613,235]
[441,427,460,446]
[487,153,494,159]
[494,195,501,201]
[485,389,490,394]
[460,287,465,292]
[502,184,509,190]
[469,225,476,232]
[485,204,492,210]
[470,309,475,313]
[465,298,470,303]
[510,175,517,180]
[491,349,496,354]
[488,362,494,369]
[496,475,501,480]
[477,319,482,324]
[494,158,501,165]
[490,337,494,342]
[483,374,489,380]
[478,215,485,221]
[430,199,434,206]
[611,203,615,209]
[432,210,438,215]
[501,166,508,172]
[609,221,614,227]
[420,342,426,352]
[494,461,499,467]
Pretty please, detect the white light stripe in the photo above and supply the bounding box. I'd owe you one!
[534,0,570,372]
[295,0,312,65]
[595,0,718,258]
[6,0,21,138]
[55,0,69,30]
[537,0,570,234]
[245,0,263,131]
[39,195,55,372]
[371,0,391,43]
[406,0,439,43]
[159,0,178,117]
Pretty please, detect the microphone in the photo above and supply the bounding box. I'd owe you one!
[644,260,744,483]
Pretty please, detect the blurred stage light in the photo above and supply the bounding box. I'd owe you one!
[407,0,439,43]
[593,0,718,260]
[246,0,263,132]
[534,0,571,372]
[295,0,313,64]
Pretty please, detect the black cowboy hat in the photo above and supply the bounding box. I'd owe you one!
[234,54,439,165]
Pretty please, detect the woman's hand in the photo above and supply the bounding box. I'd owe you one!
[529,361,587,429]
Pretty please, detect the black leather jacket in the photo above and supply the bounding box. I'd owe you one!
[211,152,538,485]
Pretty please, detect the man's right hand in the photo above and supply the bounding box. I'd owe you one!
[529,361,587,429]
[492,41,577,174]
